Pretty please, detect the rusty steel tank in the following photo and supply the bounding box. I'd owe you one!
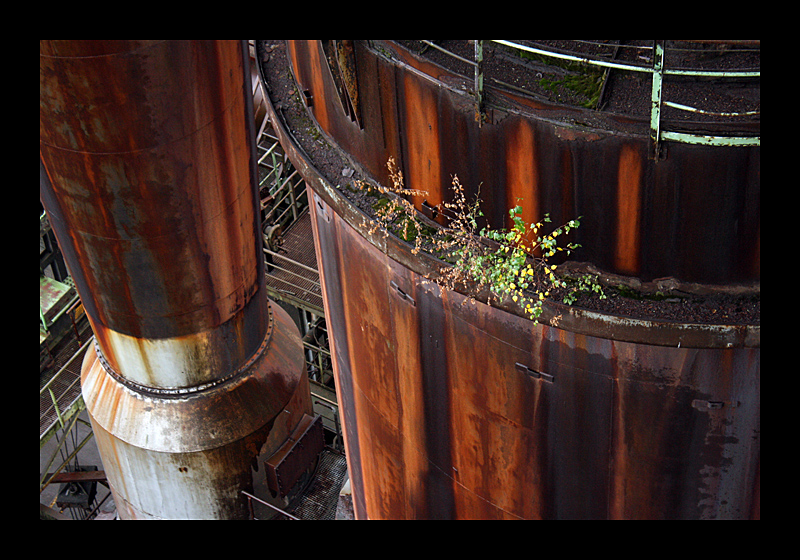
[257,40,760,519]
[40,40,317,519]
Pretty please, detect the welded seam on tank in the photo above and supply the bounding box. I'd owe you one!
[430,457,527,520]
[39,94,243,157]
[92,303,275,398]
[45,178,253,244]
[39,41,169,60]
[445,305,609,384]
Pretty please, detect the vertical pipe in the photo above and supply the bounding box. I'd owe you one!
[474,39,484,125]
[40,40,267,390]
[650,40,665,159]
[40,40,309,519]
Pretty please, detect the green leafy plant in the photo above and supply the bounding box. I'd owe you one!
[360,158,602,321]
[363,158,429,255]
[562,273,607,305]
[438,192,582,320]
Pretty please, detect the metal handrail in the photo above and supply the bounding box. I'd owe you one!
[39,336,93,396]
[490,40,760,154]
[40,336,93,443]
[417,40,759,154]
[241,490,300,520]
[263,246,321,279]
[491,39,654,74]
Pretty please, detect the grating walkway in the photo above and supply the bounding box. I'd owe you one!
[264,208,324,315]
[286,449,348,520]
[40,333,92,445]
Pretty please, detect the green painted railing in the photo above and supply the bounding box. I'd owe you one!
[491,40,759,155]
[417,40,760,155]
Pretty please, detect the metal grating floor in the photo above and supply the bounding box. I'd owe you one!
[40,324,93,443]
[264,209,324,314]
[286,449,348,520]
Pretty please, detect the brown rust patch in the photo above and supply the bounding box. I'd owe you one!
[505,119,539,242]
[553,125,603,142]
[402,73,441,209]
[41,40,262,340]
[614,144,643,275]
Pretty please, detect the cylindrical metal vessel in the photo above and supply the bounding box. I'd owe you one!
[41,40,310,519]
[258,40,760,519]
[285,40,760,286]
[305,200,759,519]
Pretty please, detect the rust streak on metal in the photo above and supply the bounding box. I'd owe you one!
[402,73,442,210]
[615,144,643,275]
[505,120,540,246]
[40,41,265,355]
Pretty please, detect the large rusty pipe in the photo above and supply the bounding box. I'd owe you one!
[40,40,267,390]
[40,40,308,519]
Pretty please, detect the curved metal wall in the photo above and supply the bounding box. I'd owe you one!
[308,195,759,519]
[260,40,760,520]
[287,40,760,285]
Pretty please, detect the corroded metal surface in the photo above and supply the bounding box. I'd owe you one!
[80,305,305,454]
[41,40,312,519]
[307,194,759,519]
[259,41,760,519]
[286,40,759,285]
[41,40,266,389]
[80,302,309,519]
